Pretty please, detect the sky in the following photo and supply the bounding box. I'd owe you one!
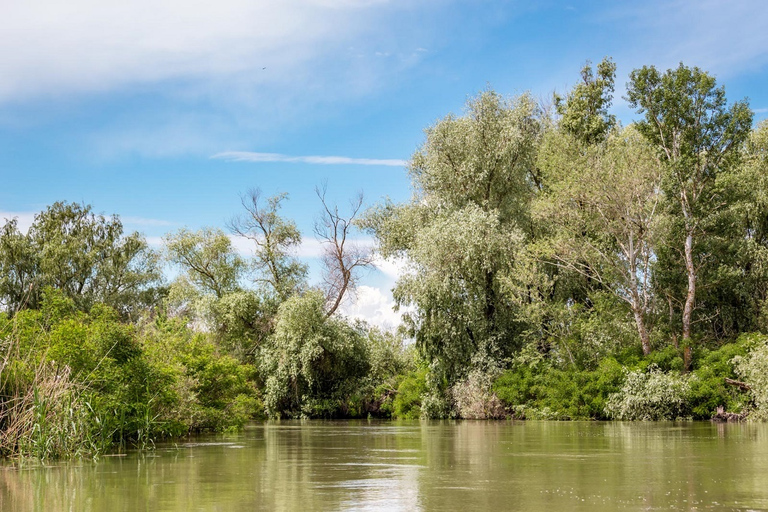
[1,0,767,328]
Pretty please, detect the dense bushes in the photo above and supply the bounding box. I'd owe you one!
[0,289,264,458]
[493,354,624,420]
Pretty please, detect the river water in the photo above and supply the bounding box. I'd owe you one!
[2,420,767,511]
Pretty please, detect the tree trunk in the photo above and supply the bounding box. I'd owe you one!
[632,303,652,356]
[682,229,696,371]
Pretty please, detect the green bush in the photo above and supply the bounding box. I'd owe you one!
[605,365,690,420]
[688,340,750,418]
[260,292,370,418]
[392,368,428,419]
[492,356,624,420]
[733,333,768,420]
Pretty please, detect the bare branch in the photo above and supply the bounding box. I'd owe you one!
[315,185,375,317]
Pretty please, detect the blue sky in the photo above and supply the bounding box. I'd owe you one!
[2,0,767,326]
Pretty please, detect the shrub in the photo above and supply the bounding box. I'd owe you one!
[605,365,690,420]
[733,334,768,420]
[392,369,428,419]
[451,369,505,419]
[260,292,370,418]
[688,340,750,419]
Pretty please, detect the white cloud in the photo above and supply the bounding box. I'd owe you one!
[372,254,410,281]
[122,216,176,227]
[339,284,406,329]
[212,151,407,167]
[0,0,427,103]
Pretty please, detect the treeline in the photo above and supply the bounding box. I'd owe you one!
[365,59,768,421]
[3,59,768,458]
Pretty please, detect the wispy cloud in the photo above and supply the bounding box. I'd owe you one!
[212,151,407,167]
[754,108,768,114]
[122,216,176,227]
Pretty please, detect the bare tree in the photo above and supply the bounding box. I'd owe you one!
[315,186,374,317]
[228,189,306,300]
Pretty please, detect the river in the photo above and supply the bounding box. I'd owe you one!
[2,421,767,511]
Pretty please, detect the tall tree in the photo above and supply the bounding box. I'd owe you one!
[0,202,160,316]
[627,63,752,368]
[366,90,541,383]
[555,57,617,144]
[538,127,663,355]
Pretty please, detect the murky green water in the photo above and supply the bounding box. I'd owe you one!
[2,421,767,511]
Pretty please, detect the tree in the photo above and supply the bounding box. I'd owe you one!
[164,227,243,299]
[555,57,617,144]
[366,90,541,383]
[627,63,753,368]
[228,189,307,301]
[0,218,37,313]
[538,126,663,355]
[0,202,160,316]
[315,186,374,317]
[260,291,369,418]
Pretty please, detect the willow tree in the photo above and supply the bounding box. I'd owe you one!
[366,90,541,383]
[627,63,752,368]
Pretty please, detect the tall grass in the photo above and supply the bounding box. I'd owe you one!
[0,315,100,459]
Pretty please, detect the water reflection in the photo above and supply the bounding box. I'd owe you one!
[1,421,768,511]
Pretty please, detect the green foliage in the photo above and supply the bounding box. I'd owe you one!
[0,202,161,317]
[165,227,244,299]
[493,355,624,420]
[260,292,369,418]
[555,57,617,144]
[367,89,541,386]
[605,366,691,421]
[392,368,428,419]
[628,63,754,351]
[229,189,307,300]
[733,333,768,420]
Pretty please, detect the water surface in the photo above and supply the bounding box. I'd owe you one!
[2,421,767,511]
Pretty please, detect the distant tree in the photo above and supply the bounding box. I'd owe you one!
[228,189,307,301]
[164,227,243,299]
[555,57,617,144]
[0,202,161,317]
[0,218,36,314]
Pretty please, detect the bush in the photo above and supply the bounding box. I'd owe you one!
[605,365,690,420]
[260,292,370,418]
[688,340,750,418]
[392,369,428,419]
[733,334,768,420]
[492,355,624,420]
[451,369,506,419]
